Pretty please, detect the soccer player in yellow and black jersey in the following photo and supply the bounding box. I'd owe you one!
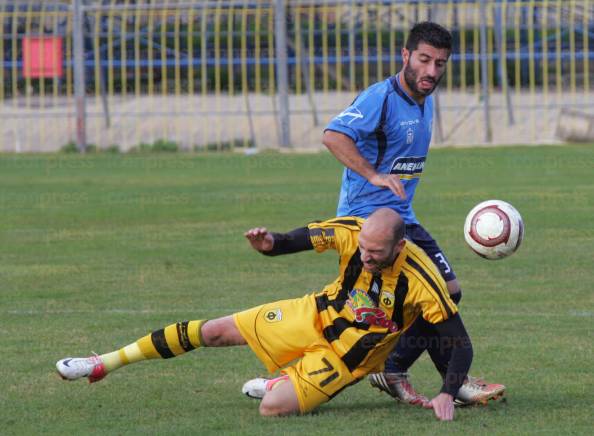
[56,208,471,421]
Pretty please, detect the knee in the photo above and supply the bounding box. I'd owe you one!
[257,375,301,416]
[259,401,281,417]
[200,321,220,346]
[259,397,297,417]
[200,316,245,347]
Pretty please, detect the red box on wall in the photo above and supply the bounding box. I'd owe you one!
[22,36,64,78]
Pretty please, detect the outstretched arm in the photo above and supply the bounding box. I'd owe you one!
[244,227,313,256]
[423,314,473,421]
[322,130,406,199]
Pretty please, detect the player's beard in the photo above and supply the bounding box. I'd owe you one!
[403,63,442,98]
[363,249,399,274]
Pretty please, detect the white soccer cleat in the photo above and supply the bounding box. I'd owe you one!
[454,376,506,406]
[241,377,269,399]
[56,355,107,383]
[242,375,289,399]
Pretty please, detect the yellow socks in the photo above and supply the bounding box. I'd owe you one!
[100,320,205,373]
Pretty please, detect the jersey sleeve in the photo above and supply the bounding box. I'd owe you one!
[324,84,387,143]
[307,217,364,256]
[406,278,458,324]
[262,227,313,256]
[433,314,473,397]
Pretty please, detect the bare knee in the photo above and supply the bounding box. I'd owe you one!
[258,378,301,416]
[258,400,282,417]
[259,396,298,417]
[201,316,246,347]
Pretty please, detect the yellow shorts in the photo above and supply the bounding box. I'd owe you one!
[233,294,359,413]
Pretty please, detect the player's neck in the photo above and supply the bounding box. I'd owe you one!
[398,73,426,105]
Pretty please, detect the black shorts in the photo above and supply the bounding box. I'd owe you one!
[405,223,457,282]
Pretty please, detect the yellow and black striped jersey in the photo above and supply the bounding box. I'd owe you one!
[307,216,458,377]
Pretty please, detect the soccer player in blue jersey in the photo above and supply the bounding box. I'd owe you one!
[322,22,505,406]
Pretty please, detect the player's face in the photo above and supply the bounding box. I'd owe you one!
[402,42,450,99]
[358,234,404,274]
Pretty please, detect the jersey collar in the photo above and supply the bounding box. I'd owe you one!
[390,74,425,115]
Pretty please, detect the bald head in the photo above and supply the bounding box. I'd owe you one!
[358,208,406,273]
[362,208,405,244]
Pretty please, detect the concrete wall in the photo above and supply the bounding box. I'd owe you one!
[1,90,593,152]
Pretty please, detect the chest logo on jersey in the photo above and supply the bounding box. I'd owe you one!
[399,119,419,144]
[335,106,364,125]
[380,291,394,308]
[406,128,413,144]
[264,308,283,323]
[389,156,426,179]
[347,289,398,332]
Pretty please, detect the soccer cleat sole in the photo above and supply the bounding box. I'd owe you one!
[454,391,506,407]
[56,370,103,383]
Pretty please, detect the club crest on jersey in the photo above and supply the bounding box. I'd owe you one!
[406,128,414,144]
[264,308,282,322]
[335,106,364,125]
[380,291,394,308]
[389,156,426,178]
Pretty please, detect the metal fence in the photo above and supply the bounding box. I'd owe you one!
[1,0,593,152]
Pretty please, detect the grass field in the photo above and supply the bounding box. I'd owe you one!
[1,145,593,435]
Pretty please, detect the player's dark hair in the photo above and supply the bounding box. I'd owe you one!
[405,21,452,53]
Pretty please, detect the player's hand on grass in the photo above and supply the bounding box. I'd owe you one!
[369,173,406,199]
[424,392,455,421]
[244,227,274,252]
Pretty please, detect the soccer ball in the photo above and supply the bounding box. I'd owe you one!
[463,200,524,260]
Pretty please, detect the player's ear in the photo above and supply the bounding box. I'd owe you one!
[401,47,410,65]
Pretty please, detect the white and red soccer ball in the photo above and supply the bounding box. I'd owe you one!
[464,200,524,260]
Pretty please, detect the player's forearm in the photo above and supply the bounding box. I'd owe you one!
[434,314,473,397]
[441,340,473,397]
[323,130,378,181]
[261,227,314,256]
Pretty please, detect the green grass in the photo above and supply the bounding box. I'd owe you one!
[1,146,593,435]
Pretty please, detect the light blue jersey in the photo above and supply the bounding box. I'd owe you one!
[325,74,433,223]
